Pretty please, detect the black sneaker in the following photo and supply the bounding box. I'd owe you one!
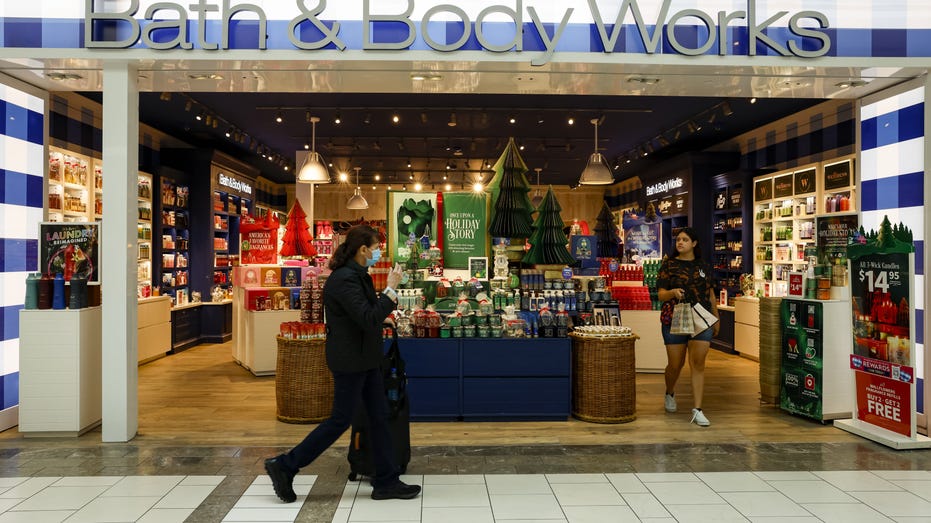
[371,480,421,500]
[264,456,297,503]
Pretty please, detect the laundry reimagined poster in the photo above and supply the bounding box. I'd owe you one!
[442,192,489,269]
[40,222,100,283]
[622,208,662,262]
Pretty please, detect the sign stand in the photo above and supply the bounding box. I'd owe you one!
[835,217,931,449]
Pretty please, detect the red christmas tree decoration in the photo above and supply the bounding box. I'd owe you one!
[279,201,316,257]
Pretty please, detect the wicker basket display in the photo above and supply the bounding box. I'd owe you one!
[275,337,334,424]
[570,333,638,423]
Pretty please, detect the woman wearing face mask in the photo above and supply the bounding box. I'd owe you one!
[265,226,420,503]
[657,227,719,427]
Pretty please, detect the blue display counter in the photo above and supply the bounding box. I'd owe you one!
[387,337,571,421]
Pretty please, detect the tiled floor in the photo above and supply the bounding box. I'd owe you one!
[2,470,930,522]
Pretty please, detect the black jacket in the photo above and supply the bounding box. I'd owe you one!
[323,260,396,372]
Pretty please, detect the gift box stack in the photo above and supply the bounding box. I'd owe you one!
[300,274,324,323]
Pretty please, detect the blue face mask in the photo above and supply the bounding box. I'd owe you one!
[366,248,381,268]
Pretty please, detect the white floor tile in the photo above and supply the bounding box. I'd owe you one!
[0,510,73,523]
[746,518,821,522]
[697,472,775,493]
[720,492,811,518]
[814,471,901,492]
[605,474,649,494]
[851,491,931,517]
[348,497,422,522]
[550,483,624,506]
[222,507,301,522]
[52,477,122,487]
[665,503,750,522]
[154,485,219,509]
[12,485,109,511]
[892,481,931,502]
[398,476,424,486]
[769,480,858,503]
[339,483,360,509]
[421,484,489,508]
[332,507,351,523]
[800,502,895,522]
[422,475,485,485]
[486,475,551,495]
[621,493,672,519]
[636,472,699,483]
[64,496,162,523]
[498,520,566,523]
[101,476,184,497]
[545,474,607,484]
[645,481,726,505]
[0,478,60,499]
[179,476,226,487]
[0,480,27,489]
[873,471,931,481]
[421,506,494,523]
[489,494,564,520]
[562,505,639,523]
[753,472,819,481]
[136,508,195,523]
[638,519,677,523]
[0,500,20,513]
[892,518,931,522]
[242,483,312,497]
[230,494,293,509]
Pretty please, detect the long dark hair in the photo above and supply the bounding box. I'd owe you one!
[329,225,380,270]
[670,227,702,260]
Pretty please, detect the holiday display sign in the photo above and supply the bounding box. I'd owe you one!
[442,192,488,269]
[240,214,279,265]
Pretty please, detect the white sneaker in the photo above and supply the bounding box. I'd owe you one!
[664,394,677,413]
[690,408,710,427]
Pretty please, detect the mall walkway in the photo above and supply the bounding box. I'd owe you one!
[0,343,926,521]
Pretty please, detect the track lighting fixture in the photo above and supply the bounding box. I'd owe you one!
[447,112,457,127]
[567,117,575,125]
[297,115,330,184]
[195,111,204,121]
[722,101,733,117]
[363,113,372,125]
[657,135,670,147]
[750,97,757,104]
[225,127,232,138]
[184,100,192,112]
[392,113,400,124]
[508,116,516,124]
[687,120,700,133]
[414,182,423,191]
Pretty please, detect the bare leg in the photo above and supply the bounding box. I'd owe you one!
[687,340,711,408]
[664,344,687,395]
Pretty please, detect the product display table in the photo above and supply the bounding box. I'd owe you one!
[570,333,638,423]
[19,307,102,436]
[620,310,665,372]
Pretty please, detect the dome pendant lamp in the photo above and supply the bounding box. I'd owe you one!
[578,117,614,185]
[297,114,330,184]
[346,167,369,210]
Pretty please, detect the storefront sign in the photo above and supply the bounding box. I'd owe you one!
[240,215,279,264]
[773,174,794,198]
[84,1,832,62]
[824,159,852,190]
[442,192,488,269]
[217,172,253,196]
[794,168,816,195]
[754,178,772,201]
[39,222,100,283]
[645,176,685,197]
[855,371,911,437]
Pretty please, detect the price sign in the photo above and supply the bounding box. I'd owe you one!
[857,267,902,293]
[788,272,804,297]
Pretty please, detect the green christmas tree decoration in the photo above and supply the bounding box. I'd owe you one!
[594,202,620,258]
[523,186,575,265]
[848,215,915,258]
[487,137,534,239]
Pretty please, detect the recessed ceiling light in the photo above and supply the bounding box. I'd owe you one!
[410,73,427,81]
[835,80,868,88]
[47,72,83,81]
[188,73,224,80]
[627,76,661,85]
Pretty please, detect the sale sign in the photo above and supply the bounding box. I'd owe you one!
[855,372,911,437]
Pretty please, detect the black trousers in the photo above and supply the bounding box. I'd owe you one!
[280,367,399,488]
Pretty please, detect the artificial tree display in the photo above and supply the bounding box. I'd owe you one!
[594,201,621,258]
[279,200,317,257]
[487,137,534,239]
[523,186,575,265]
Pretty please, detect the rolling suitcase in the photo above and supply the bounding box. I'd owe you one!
[347,328,411,481]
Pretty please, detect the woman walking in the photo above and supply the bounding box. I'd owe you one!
[657,227,719,426]
[265,225,420,502]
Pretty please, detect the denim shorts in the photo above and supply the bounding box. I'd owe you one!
[661,323,714,345]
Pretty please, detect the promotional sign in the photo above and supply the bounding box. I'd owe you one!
[442,192,488,269]
[854,371,912,437]
[794,168,816,195]
[39,222,100,283]
[754,178,773,201]
[388,191,439,268]
[773,174,794,198]
[728,187,743,209]
[240,214,279,265]
[622,209,662,261]
[780,299,824,420]
[850,251,911,363]
[816,214,858,287]
[656,193,689,217]
[787,272,804,297]
[824,159,853,190]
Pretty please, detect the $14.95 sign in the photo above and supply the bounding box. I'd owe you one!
[858,265,902,293]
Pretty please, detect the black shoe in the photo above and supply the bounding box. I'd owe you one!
[264,456,297,503]
[371,480,421,500]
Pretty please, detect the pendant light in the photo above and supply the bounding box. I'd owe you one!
[346,167,369,209]
[297,114,329,184]
[531,168,544,208]
[578,117,614,185]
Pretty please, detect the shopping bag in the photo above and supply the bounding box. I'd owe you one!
[669,302,695,335]
[691,303,719,335]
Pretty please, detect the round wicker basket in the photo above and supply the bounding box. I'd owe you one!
[275,337,334,423]
[570,333,638,423]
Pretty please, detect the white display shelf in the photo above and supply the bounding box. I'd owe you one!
[138,296,171,364]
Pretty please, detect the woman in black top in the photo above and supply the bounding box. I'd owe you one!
[656,227,719,427]
[265,226,420,503]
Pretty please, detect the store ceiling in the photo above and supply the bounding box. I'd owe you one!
[134,91,821,186]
